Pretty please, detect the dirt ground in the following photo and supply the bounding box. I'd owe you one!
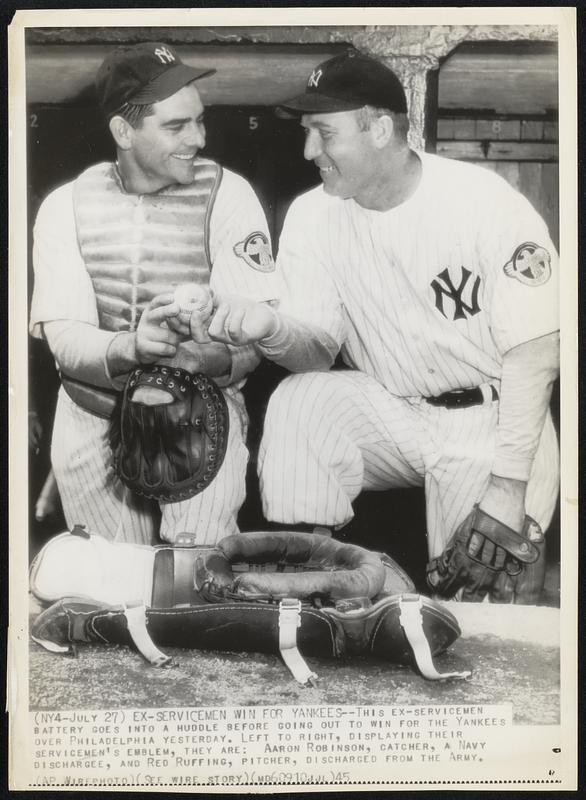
[27,600,559,726]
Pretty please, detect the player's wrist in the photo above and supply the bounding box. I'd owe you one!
[478,475,527,531]
[484,475,528,505]
[200,343,232,379]
[107,331,143,376]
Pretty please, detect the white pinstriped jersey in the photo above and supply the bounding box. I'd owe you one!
[276,152,559,398]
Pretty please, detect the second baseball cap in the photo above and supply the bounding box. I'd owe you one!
[277,50,407,116]
[96,42,215,117]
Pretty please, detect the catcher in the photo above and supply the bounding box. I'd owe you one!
[30,526,471,685]
[29,42,280,546]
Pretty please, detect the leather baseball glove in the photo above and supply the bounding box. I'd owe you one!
[426,505,544,604]
[111,365,229,502]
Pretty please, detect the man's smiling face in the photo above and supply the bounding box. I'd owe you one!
[127,82,206,192]
[301,109,381,206]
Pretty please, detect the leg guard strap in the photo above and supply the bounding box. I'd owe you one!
[278,599,318,686]
[398,595,471,680]
[124,604,172,667]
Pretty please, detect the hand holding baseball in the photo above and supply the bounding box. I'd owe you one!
[206,295,279,345]
[135,293,181,363]
[167,284,214,341]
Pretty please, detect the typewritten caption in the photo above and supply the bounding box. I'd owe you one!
[27,703,563,788]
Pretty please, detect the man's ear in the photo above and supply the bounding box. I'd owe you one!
[370,114,394,149]
[108,115,134,151]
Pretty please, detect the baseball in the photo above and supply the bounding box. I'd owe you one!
[173,284,213,324]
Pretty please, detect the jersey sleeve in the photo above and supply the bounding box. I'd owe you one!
[30,182,99,339]
[275,191,347,347]
[476,175,559,355]
[208,169,281,302]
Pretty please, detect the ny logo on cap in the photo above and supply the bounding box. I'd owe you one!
[307,69,323,88]
[154,46,175,64]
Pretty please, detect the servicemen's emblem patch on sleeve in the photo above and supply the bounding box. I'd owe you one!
[503,242,551,286]
[233,232,275,272]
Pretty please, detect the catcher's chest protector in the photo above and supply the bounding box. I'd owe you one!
[73,160,220,333]
[65,158,222,418]
[30,528,471,686]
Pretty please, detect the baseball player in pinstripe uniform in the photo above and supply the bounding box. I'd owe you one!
[30,43,279,546]
[202,51,559,601]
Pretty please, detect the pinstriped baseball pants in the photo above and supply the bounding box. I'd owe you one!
[51,387,249,545]
[258,370,559,559]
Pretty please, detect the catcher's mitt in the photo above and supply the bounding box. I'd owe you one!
[30,527,471,684]
[111,365,229,502]
[426,505,544,603]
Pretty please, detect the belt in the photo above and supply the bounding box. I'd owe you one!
[425,385,498,409]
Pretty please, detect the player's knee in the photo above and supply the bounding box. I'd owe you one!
[265,373,331,433]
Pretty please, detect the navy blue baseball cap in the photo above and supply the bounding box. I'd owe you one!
[277,50,408,116]
[96,42,215,117]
